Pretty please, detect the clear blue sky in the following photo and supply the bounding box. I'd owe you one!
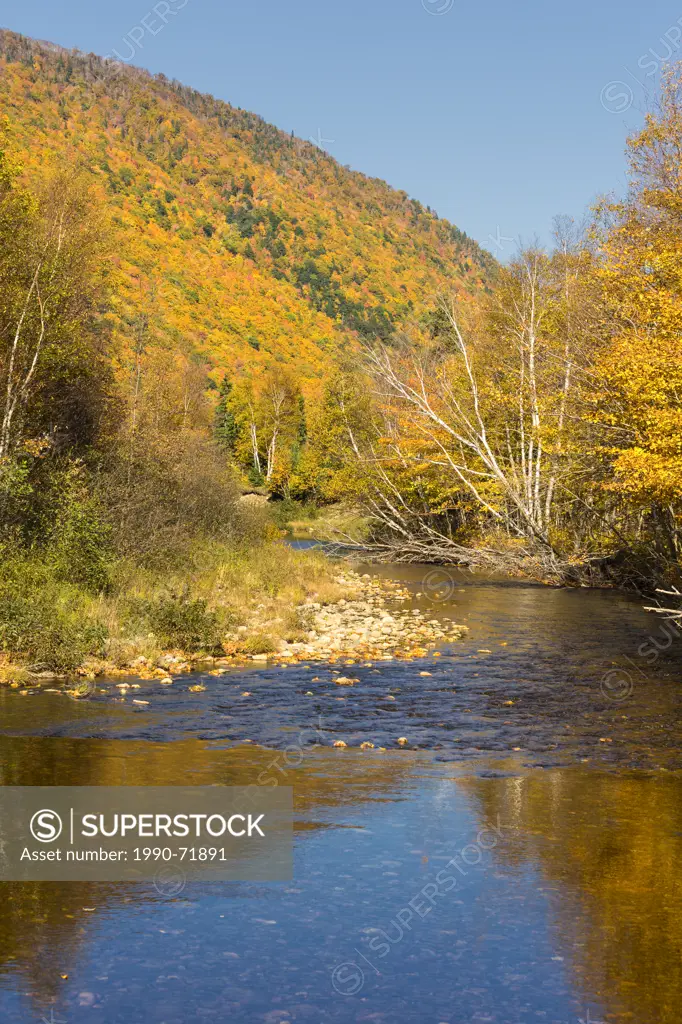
[4,0,681,254]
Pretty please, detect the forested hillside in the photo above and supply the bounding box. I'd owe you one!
[0,29,493,388]
[3,26,682,684]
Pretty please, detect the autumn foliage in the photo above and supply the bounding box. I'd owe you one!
[0,30,492,390]
[3,28,682,590]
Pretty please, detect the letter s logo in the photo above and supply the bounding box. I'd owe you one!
[600,81,634,114]
[30,809,63,843]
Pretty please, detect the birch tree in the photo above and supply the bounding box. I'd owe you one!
[357,245,596,571]
[0,149,107,463]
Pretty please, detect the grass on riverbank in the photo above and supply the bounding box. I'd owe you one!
[0,540,351,680]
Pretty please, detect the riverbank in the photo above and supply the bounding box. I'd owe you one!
[0,545,469,691]
[0,541,341,687]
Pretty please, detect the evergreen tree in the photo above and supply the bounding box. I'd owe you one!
[297,394,307,447]
[214,376,239,452]
[289,393,308,473]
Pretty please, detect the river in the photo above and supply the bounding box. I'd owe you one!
[0,563,680,1023]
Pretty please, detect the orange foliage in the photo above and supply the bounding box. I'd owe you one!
[0,29,494,398]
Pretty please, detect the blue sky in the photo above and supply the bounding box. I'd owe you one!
[4,0,681,254]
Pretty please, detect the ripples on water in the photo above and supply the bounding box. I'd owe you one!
[0,566,680,1022]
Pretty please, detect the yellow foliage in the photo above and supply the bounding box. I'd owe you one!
[596,64,682,507]
[0,30,493,399]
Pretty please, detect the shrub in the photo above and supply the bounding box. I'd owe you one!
[100,431,251,567]
[49,488,114,592]
[0,660,30,685]
[282,605,314,642]
[0,559,108,671]
[268,497,305,530]
[124,593,224,653]
[239,632,277,655]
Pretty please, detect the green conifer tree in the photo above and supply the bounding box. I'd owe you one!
[214,376,239,452]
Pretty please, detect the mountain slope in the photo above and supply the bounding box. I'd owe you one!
[0,29,495,387]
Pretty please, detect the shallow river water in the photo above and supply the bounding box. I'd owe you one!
[0,563,681,1023]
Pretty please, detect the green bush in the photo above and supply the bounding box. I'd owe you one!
[239,632,277,655]
[0,559,108,671]
[268,497,319,530]
[125,592,224,653]
[49,491,114,592]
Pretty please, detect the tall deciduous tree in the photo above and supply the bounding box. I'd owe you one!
[595,67,682,549]
[359,245,594,568]
[0,141,110,462]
